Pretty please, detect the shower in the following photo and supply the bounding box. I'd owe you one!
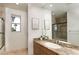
[0,17,5,50]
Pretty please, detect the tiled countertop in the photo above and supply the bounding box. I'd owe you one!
[34,39,79,55]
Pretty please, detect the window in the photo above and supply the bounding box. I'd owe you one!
[11,15,21,32]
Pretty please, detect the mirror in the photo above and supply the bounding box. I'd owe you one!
[40,3,79,46]
[11,15,21,32]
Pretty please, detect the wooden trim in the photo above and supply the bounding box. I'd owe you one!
[6,48,28,53]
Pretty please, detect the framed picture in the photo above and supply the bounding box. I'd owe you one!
[32,18,39,30]
[44,20,50,30]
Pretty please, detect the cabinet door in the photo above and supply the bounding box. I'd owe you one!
[34,41,59,55]
[34,42,40,54]
[41,46,58,55]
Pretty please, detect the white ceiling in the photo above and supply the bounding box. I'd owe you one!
[0,3,28,11]
[30,3,68,17]
[0,3,68,17]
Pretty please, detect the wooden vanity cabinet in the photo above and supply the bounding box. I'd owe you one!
[33,41,59,55]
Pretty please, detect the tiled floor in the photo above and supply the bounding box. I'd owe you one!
[0,48,28,55]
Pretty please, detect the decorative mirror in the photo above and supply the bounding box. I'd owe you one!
[11,15,21,32]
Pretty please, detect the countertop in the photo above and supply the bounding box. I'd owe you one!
[34,40,79,55]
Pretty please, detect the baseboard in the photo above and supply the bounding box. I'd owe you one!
[4,48,28,53]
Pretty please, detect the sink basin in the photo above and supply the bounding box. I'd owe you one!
[44,42,62,49]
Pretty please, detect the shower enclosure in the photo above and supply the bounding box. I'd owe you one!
[0,17,5,50]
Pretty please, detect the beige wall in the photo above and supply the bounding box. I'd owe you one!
[5,8,28,51]
[0,7,3,16]
[28,4,52,54]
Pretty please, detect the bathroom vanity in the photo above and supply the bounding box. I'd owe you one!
[33,38,79,55]
[34,40,59,55]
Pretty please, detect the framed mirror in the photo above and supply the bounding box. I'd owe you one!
[11,15,21,32]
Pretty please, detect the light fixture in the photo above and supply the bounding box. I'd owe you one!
[49,4,53,7]
[16,3,19,5]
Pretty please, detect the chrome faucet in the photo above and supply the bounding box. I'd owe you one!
[56,40,59,44]
[55,40,61,45]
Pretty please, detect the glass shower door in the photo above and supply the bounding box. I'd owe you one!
[0,17,5,49]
